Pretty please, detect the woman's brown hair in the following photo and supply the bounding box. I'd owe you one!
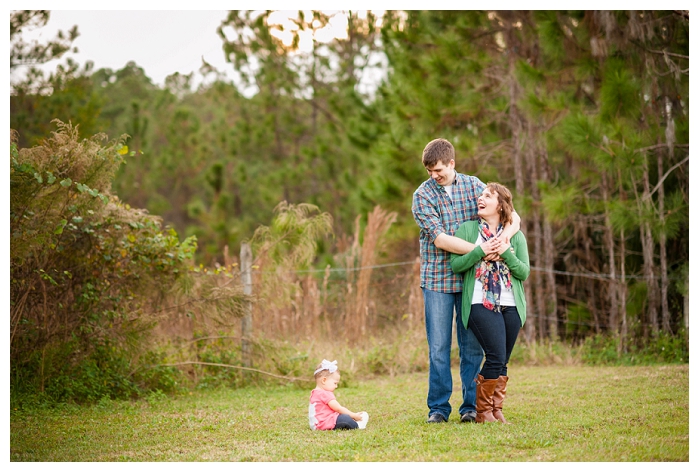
[486,182,514,226]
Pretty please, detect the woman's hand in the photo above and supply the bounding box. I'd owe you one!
[481,237,510,260]
[479,238,499,255]
[481,237,506,254]
[496,239,511,256]
[484,252,502,261]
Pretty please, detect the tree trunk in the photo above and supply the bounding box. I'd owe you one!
[618,228,628,354]
[523,283,535,343]
[659,100,674,333]
[640,154,659,335]
[523,124,546,341]
[581,223,601,333]
[536,130,558,340]
[601,174,619,333]
[640,224,658,336]
[506,25,533,342]
[682,268,688,339]
[532,215,546,341]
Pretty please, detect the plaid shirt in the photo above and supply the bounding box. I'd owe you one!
[412,172,485,292]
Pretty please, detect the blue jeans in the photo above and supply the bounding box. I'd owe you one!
[334,414,358,430]
[467,304,521,379]
[423,288,484,419]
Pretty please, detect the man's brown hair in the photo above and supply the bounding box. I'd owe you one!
[422,138,455,168]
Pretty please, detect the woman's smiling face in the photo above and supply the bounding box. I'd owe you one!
[477,187,500,219]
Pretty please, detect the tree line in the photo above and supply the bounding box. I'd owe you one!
[10,10,689,400]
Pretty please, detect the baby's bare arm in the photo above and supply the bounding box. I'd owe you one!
[328,399,365,421]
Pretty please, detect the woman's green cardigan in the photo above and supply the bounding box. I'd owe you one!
[450,221,530,329]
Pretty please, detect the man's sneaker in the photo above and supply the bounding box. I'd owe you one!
[460,411,477,423]
[427,412,448,423]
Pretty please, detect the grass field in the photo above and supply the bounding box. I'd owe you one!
[10,364,689,462]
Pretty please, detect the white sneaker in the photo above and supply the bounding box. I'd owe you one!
[357,411,369,429]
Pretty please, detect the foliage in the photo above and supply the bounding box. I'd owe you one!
[580,331,689,365]
[10,11,101,149]
[190,336,246,390]
[250,201,334,270]
[10,10,78,72]
[11,63,105,147]
[10,121,197,402]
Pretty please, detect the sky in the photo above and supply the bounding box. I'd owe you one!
[12,2,678,90]
[12,9,237,89]
[10,5,403,95]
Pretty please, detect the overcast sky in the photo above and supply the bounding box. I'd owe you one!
[13,2,667,90]
[12,9,235,88]
[11,5,404,91]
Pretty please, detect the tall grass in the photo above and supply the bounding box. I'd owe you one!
[145,204,413,389]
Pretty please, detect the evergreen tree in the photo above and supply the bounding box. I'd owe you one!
[10,11,101,148]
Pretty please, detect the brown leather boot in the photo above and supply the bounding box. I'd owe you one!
[492,375,510,424]
[475,374,498,423]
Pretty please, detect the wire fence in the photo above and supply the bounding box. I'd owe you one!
[251,258,679,337]
[258,260,677,281]
[159,256,685,343]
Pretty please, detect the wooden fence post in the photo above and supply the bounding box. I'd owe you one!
[240,242,253,370]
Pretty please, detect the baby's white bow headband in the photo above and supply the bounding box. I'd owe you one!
[314,359,338,375]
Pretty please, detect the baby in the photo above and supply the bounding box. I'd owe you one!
[308,359,369,430]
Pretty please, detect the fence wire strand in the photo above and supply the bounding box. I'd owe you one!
[257,260,673,281]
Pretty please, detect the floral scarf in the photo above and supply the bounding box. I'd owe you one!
[474,218,512,312]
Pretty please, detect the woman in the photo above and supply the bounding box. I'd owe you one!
[450,182,530,424]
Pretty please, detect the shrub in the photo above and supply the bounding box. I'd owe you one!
[10,121,196,403]
[580,332,688,365]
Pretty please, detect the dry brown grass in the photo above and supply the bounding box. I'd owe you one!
[148,205,417,383]
[348,206,398,342]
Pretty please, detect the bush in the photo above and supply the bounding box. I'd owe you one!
[580,332,688,365]
[10,121,196,403]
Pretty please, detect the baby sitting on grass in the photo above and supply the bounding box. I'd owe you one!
[308,359,368,430]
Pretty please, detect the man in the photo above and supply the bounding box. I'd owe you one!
[412,138,520,423]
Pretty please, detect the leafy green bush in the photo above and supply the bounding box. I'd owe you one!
[131,350,187,395]
[580,332,688,365]
[43,342,140,403]
[10,121,196,404]
[194,336,246,389]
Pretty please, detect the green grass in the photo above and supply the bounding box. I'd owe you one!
[10,364,688,461]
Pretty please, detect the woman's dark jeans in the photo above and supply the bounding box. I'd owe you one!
[334,414,358,430]
[468,304,521,380]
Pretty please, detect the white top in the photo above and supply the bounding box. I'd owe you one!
[444,184,453,199]
[471,233,516,306]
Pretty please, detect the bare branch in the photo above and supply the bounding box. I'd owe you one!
[635,143,689,153]
[643,154,690,201]
[647,49,689,60]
